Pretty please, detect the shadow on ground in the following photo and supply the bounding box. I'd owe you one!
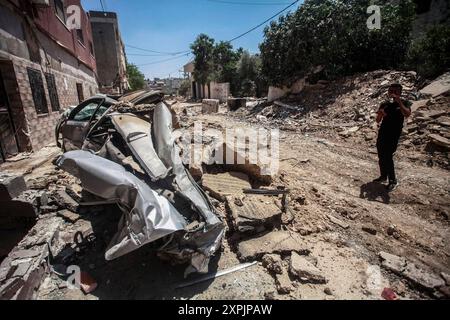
[53,204,219,300]
[359,181,390,204]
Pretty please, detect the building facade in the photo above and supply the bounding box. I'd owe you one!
[89,11,128,95]
[0,0,98,162]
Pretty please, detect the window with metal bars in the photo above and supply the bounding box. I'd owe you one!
[45,73,60,111]
[27,68,49,115]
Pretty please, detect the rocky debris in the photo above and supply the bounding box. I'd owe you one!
[0,172,27,201]
[261,254,283,275]
[226,195,282,233]
[0,215,64,300]
[57,210,81,223]
[237,231,309,261]
[202,99,220,114]
[202,172,251,201]
[362,224,377,235]
[51,190,79,213]
[419,72,450,98]
[289,252,327,284]
[326,214,350,229]
[275,271,294,294]
[379,251,445,291]
[428,134,450,150]
[441,272,450,286]
[18,216,63,249]
[0,190,48,219]
[227,98,247,111]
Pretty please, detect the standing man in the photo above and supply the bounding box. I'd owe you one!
[374,83,412,191]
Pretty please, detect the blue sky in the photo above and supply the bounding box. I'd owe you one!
[81,0,302,79]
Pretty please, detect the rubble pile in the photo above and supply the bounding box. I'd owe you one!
[235,70,449,169]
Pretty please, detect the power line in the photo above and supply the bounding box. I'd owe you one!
[207,0,290,5]
[136,53,191,67]
[227,0,300,42]
[99,0,106,12]
[126,44,190,56]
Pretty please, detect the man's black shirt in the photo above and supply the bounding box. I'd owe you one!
[379,99,412,138]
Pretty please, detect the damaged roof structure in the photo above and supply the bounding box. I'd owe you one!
[55,91,224,275]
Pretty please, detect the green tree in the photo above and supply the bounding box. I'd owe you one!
[260,0,416,86]
[190,34,216,86]
[406,24,450,78]
[237,51,266,97]
[179,79,191,97]
[212,41,241,93]
[126,62,146,90]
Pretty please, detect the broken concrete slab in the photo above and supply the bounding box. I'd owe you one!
[441,272,450,286]
[275,271,293,294]
[202,99,220,114]
[0,244,49,300]
[289,252,327,284]
[202,172,251,201]
[402,263,445,291]
[57,210,81,223]
[379,251,445,291]
[237,231,309,261]
[226,195,282,233]
[51,190,79,213]
[420,72,450,97]
[18,216,63,249]
[327,214,350,229]
[0,173,27,201]
[379,251,407,272]
[428,134,450,149]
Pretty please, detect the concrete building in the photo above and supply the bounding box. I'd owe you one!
[183,62,229,102]
[89,10,128,95]
[0,0,98,162]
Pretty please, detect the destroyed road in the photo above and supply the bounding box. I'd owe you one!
[1,94,448,300]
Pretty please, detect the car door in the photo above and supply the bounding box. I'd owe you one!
[61,99,102,151]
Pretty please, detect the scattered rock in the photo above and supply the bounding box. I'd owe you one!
[237,231,309,261]
[226,195,281,233]
[362,225,377,235]
[0,172,27,201]
[289,252,327,284]
[379,251,445,291]
[202,172,251,201]
[275,271,293,294]
[327,214,350,229]
[261,254,283,275]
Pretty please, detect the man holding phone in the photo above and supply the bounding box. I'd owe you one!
[374,83,412,191]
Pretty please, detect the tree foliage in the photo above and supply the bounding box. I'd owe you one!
[126,62,146,90]
[190,34,216,85]
[405,24,450,79]
[259,0,416,86]
[190,34,266,96]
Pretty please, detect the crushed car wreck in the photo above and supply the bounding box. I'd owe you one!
[55,91,224,275]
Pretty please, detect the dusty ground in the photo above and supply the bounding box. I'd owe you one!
[2,71,449,300]
[1,103,445,300]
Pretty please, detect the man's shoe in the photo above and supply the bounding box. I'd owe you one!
[387,181,398,192]
[373,176,387,183]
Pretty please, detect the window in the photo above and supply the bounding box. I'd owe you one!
[76,83,84,103]
[72,102,98,121]
[54,0,65,23]
[45,73,60,111]
[27,68,48,115]
[76,29,84,44]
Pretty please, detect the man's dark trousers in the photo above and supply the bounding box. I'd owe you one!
[376,130,400,182]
